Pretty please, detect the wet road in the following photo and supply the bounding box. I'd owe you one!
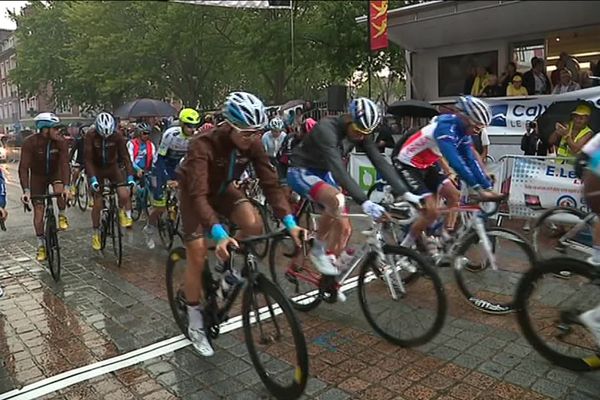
[0,161,599,400]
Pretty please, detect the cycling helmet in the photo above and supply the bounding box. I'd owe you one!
[179,108,200,125]
[95,112,116,137]
[269,117,285,131]
[304,117,317,134]
[349,97,381,134]
[456,96,492,126]
[223,91,268,130]
[34,112,61,131]
[136,122,152,134]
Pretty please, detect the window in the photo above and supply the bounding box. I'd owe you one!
[511,41,545,73]
[0,63,4,79]
[438,50,498,97]
[20,99,25,116]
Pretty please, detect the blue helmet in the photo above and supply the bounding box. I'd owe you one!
[456,96,492,126]
[223,91,268,130]
[34,112,60,131]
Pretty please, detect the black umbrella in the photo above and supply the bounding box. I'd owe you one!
[114,98,177,119]
[387,100,439,118]
[537,100,600,144]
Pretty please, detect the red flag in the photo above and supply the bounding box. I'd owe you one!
[369,0,388,51]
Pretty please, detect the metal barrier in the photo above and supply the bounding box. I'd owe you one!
[492,154,578,227]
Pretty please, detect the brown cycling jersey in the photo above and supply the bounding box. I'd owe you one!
[18,133,70,190]
[84,127,134,178]
[178,124,291,230]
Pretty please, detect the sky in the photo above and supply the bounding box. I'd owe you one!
[0,1,27,30]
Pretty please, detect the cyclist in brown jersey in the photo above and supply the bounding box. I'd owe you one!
[19,113,71,261]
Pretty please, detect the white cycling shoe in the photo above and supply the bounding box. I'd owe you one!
[579,308,600,349]
[188,326,215,357]
[143,224,156,249]
[309,250,339,276]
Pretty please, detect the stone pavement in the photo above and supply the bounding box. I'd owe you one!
[0,164,599,399]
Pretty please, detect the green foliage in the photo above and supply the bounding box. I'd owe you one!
[10,0,408,111]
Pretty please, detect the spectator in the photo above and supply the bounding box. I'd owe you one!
[500,61,518,92]
[506,74,528,96]
[552,68,581,94]
[560,51,581,84]
[580,69,594,89]
[550,58,566,87]
[523,57,551,95]
[521,120,548,156]
[481,74,503,97]
[470,65,490,96]
[548,104,593,164]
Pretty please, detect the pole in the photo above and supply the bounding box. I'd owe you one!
[290,1,294,92]
[367,3,372,98]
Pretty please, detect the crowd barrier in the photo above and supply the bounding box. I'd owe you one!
[490,154,583,225]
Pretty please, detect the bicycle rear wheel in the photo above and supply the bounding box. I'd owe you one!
[77,176,88,212]
[45,217,61,282]
[243,273,308,400]
[515,257,600,371]
[359,245,446,347]
[131,191,142,222]
[453,228,535,314]
[269,236,321,311]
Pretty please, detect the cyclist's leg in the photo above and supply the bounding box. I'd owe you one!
[30,175,49,244]
[433,168,460,232]
[52,180,69,230]
[287,167,348,274]
[217,185,263,238]
[396,165,439,247]
[180,192,214,356]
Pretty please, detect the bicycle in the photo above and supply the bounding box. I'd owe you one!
[270,215,447,347]
[166,230,309,399]
[157,183,182,250]
[99,183,130,268]
[515,256,600,371]
[131,174,151,222]
[388,195,536,314]
[532,206,595,259]
[25,193,63,281]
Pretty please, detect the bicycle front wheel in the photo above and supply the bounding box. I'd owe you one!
[243,273,308,400]
[453,228,535,314]
[166,247,189,336]
[359,246,447,347]
[112,209,123,267]
[515,257,600,371]
[46,217,61,282]
[532,207,593,259]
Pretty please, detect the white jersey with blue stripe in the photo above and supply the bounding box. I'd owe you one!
[158,127,190,161]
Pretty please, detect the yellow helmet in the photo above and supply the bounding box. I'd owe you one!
[179,108,200,125]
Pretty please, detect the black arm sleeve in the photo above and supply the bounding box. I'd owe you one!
[312,124,368,204]
[363,138,407,196]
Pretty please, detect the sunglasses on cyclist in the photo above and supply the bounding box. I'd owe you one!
[350,122,371,135]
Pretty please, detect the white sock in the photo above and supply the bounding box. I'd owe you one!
[59,210,65,217]
[37,236,45,247]
[312,239,326,255]
[401,233,415,248]
[126,210,132,219]
[187,304,204,330]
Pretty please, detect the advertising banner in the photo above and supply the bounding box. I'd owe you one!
[508,157,587,217]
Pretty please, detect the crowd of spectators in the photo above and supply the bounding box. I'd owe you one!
[465,52,597,98]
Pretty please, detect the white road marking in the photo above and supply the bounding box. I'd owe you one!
[0,273,365,399]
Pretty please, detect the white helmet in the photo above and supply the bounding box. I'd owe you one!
[269,117,285,131]
[95,112,116,137]
[349,97,381,134]
[456,96,492,126]
[34,112,61,131]
[223,91,268,130]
